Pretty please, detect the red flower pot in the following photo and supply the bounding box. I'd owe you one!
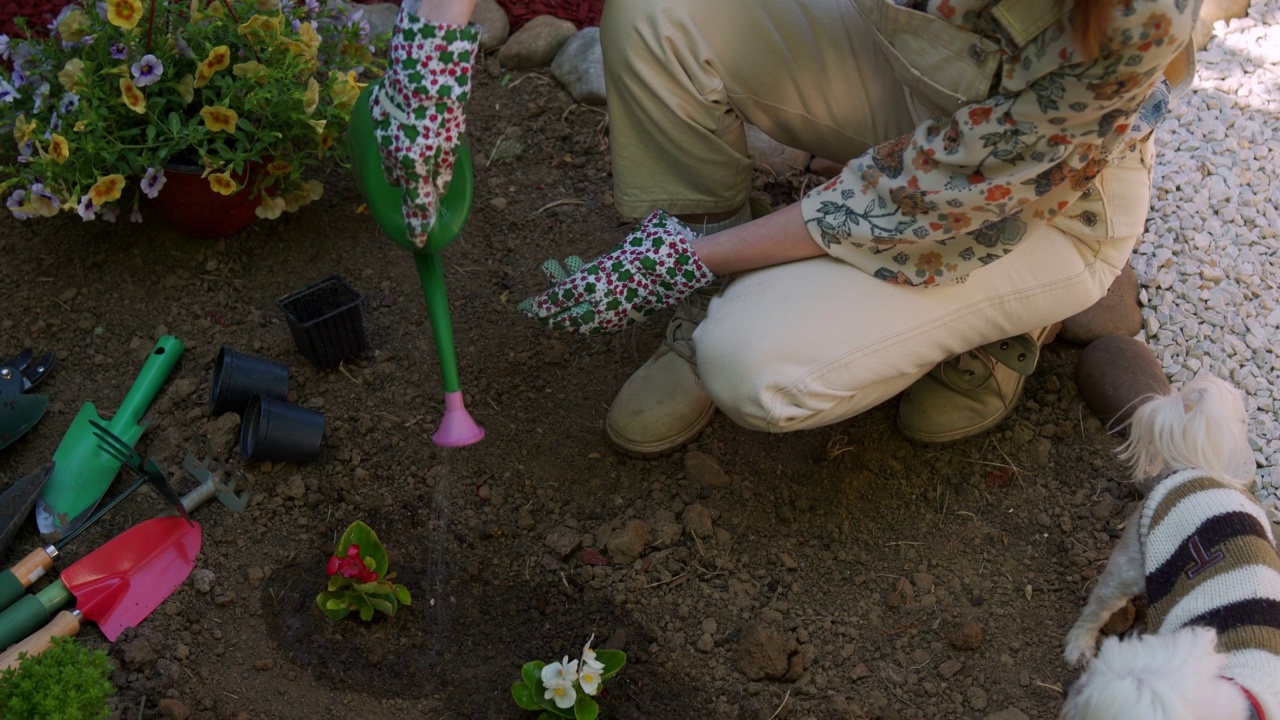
[147,163,264,238]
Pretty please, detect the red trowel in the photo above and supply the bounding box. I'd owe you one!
[0,516,201,667]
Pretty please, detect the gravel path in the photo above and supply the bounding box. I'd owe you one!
[1132,0,1280,497]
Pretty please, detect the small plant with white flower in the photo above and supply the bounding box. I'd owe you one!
[511,635,626,720]
[0,0,385,225]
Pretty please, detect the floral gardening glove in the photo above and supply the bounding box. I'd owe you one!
[517,211,716,335]
[370,6,479,248]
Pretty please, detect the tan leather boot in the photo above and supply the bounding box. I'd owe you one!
[897,324,1061,443]
[605,286,719,457]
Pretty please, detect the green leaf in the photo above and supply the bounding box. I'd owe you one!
[394,584,412,605]
[522,660,545,690]
[335,520,390,577]
[595,650,626,679]
[511,682,541,711]
[574,694,599,720]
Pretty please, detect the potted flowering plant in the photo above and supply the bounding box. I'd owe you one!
[0,0,384,235]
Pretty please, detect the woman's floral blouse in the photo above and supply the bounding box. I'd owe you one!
[801,0,1195,287]
[370,6,479,248]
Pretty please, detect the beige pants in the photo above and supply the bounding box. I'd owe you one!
[600,0,1156,432]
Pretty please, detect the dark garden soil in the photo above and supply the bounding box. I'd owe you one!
[0,54,1144,720]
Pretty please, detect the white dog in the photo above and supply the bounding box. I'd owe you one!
[1060,374,1279,720]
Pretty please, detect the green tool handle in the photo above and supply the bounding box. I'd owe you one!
[0,547,56,612]
[414,252,461,394]
[0,572,24,615]
[107,335,185,442]
[0,580,72,649]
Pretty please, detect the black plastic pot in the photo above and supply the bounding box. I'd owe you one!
[208,346,290,417]
[239,395,326,463]
[276,275,368,369]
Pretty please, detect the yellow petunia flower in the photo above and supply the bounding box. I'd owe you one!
[200,106,239,133]
[302,77,319,116]
[255,194,286,219]
[120,79,146,114]
[304,180,324,201]
[306,119,326,136]
[232,61,269,85]
[327,71,364,113]
[89,175,126,204]
[56,7,91,42]
[195,46,231,88]
[237,13,282,41]
[208,172,238,196]
[74,120,88,133]
[58,59,87,94]
[27,193,61,218]
[266,160,293,175]
[48,134,70,164]
[282,22,320,66]
[13,115,36,145]
[177,75,195,105]
[106,0,144,30]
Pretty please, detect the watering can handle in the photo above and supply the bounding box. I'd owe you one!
[0,609,80,672]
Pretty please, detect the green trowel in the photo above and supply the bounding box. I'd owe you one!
[35,335,184,538]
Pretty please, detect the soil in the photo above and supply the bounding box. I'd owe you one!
[0,55,1144,720]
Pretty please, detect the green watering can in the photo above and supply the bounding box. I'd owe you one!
[348,82,483,447]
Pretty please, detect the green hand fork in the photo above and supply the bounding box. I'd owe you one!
[347,82,483,446]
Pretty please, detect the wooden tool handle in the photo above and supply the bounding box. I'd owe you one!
[0,610,81,671]
[0,549,55,612]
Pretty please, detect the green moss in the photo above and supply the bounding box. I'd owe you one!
[0,636,114,720]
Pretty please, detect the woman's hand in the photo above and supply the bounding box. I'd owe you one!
[518,211,716,334]
[413,0,478,25]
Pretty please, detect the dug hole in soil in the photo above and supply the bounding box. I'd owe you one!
[0,50,1145,720]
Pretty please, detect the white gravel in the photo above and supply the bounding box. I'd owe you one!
[1130,0,1280,496]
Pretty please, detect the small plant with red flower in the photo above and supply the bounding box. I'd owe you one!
[316,520,411,622]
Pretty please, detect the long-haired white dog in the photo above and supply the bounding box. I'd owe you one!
[1061,374,1279,720]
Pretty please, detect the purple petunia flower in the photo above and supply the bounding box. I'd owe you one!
[100,203,119,223]
[0,34,10,61]
[140,167,167,199]
[16,141,33,163]
[5,190,34,220]
[47,113,62,134]
[9,66,26,89]
[0,79,18,104]
[59,92,79,113]
[110,43,127,60]
[304,0,319,16]
[31,82,49,112]
[76,194,97,221]
[131,54,163,87]
[130,205,143,223]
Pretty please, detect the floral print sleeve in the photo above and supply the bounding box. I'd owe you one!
[369,5,479,248]
[801,0,1194,287]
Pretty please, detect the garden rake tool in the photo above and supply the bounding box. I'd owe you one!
[36,335,185,538]
[0,422,190,612]
[348,82,484,447]
[0,515,202,669]
[0,348,55,452]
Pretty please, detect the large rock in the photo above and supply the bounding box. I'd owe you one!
[746,125,809,176]
[550,27,605,105]
[497,15,577,70]
[1075,335,1171,430]
[472,0,510,52]
[1194,0,1250,49]
[1059,265,1142,345]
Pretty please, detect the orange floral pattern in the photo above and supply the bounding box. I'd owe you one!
[801,0,1192,287]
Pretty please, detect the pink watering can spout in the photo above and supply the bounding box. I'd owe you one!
[348,82,484,447]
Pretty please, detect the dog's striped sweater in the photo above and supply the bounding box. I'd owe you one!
[1141,468,1280,719]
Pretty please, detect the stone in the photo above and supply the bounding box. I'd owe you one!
[682,502,714,539]
[544,526,582,558]
[157,698,190,720]
[649,509,683,548]
[472,0,511,52]
[357,2,398,45]
[685,450,731,488]
[605,519,651,565]
[550,28,605,105]
[497,15,577,70]
[1059,265,1142,345]
[1075,335,1171,430]
[735,621,799,681]
[1100,600,1137,636]
[949,619,983,650]
[746,124,809,176]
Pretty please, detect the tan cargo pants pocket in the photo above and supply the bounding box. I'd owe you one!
[1050,136,1156,251]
